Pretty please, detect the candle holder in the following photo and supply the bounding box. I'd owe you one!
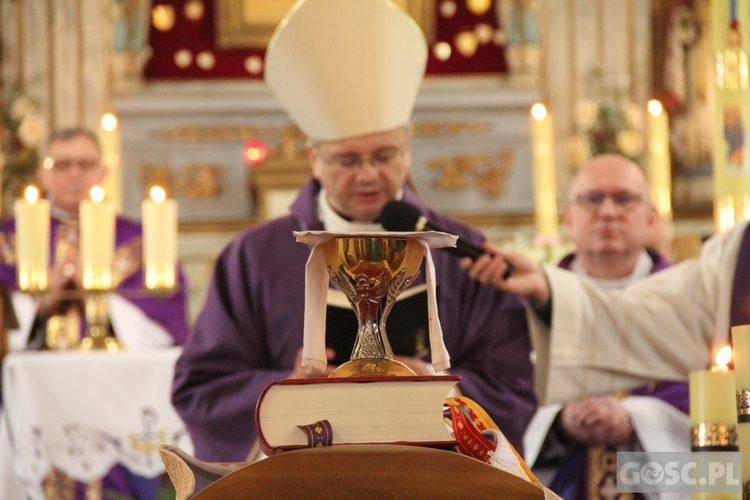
[26,286,180,352]
[78,291,121,352]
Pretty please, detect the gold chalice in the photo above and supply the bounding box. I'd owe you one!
[319,235,424,378]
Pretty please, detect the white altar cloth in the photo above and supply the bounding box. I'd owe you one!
[1,348,192,498]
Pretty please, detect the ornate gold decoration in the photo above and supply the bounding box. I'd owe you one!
[152,4,176,32]
[428,151,513,199]
[214,0,436,49]
[737,389,750,422]
[0,233,15,265]
[690,422,739,449]
[46,310,81,350]
[142,164,225,200]
[157,125,281,142]
[181,165,225,199]
[112,237,143,287]
[413,121,485,137]
[271,126,307,161]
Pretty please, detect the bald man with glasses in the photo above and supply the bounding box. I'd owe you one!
[519,155,688,499]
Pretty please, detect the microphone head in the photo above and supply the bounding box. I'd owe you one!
[380,200,423,232]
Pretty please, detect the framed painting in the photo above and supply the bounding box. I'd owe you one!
[652,0,714,215]
[215,0,436,50]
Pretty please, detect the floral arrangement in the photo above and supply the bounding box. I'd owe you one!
[501,233,575,265]
[0,87,47,209]
[566,72,645,167]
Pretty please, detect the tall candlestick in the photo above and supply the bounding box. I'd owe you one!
[530,103,558,238]
[99,113,122,211]
[80,186,115,290]
[647,99,672,219]
[142,186,177,290]
[14,186,49,292]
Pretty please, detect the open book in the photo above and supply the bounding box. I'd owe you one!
[255,375,460,456]
[325,283,432,365]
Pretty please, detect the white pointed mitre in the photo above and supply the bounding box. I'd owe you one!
[264,0,427,141]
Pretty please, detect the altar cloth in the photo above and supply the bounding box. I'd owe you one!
[0,348,192,498]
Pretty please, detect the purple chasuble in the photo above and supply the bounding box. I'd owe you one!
[172,178,536,462]
[731,224,750,327]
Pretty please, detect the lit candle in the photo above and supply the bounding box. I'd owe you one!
[80,186,115,290]
[731,325,750,492]
[99,113,122,210]
[14,186,49,292]
[142,186,177,290]
[689,346,738,450]
[530,103,558,238]
[646,100,672,219]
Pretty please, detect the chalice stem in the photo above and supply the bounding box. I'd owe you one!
[351,299,395,360]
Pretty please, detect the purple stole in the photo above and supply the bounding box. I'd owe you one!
[731,224,750,327]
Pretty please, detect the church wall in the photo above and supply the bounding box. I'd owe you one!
[1,0,716,324]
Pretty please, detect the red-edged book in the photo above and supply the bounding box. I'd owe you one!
[255,375,461,456]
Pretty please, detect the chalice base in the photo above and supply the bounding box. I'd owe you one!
[328,358,416,378]
[78,335,122,353]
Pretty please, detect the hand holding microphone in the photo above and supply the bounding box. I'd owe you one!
[379,200,514,279]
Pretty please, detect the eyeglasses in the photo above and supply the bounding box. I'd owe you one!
[314,146,405,171]
[572,191,648,211]
[42,157,101,172]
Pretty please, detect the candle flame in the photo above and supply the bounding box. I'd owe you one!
[90,186,105,202]
[647,99,664,116]
[531,103,548,121]
[150,186,167,203]
[715,345,732,369]
[24,185,39,203]
[101,113,118,132]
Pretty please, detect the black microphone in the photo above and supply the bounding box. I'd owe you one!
[379,200,486,260]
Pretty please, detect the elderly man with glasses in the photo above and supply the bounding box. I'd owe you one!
[172,0,536,465]
[519,154,688,499]
[0,127,188,350]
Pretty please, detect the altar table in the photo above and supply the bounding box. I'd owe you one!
[0,348,192,499]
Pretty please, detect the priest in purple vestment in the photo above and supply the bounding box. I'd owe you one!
[0,127,188,351]
[0,127,188,499]
[172,0,536,464]
[522,155,688,499]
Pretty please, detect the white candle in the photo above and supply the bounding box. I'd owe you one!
[142,186,177,290]
[530,103,558,238]
[689,346,738,449]
[14,186,49,292]
[99,113,122,210]
[80,186,115,290]
[647,100,672,218]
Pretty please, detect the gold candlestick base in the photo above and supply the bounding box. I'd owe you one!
[78,291,122,352]
[78,334,122,353]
